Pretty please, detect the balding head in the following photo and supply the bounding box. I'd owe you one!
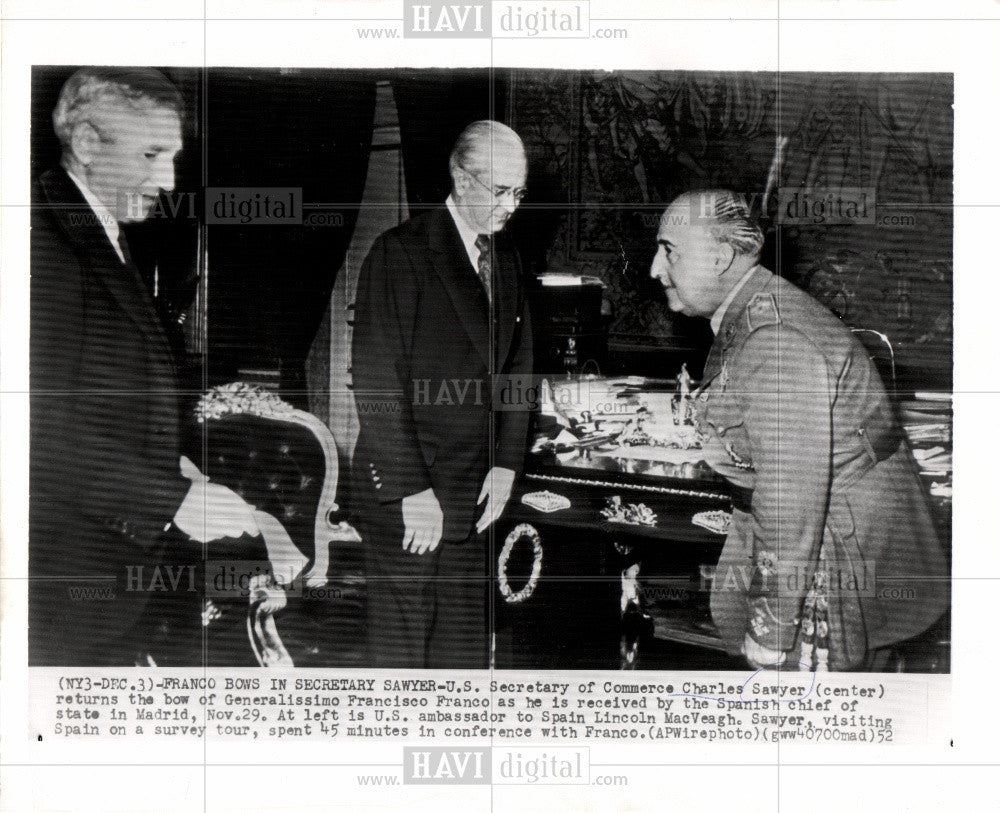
[449,120,526,178]
[666,190,764,260]
[650,189,763,318]
[449,120,527,235]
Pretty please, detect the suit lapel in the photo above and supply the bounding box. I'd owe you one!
[39,169,172,358]
[425,208,491,367]
[492,237,519,368]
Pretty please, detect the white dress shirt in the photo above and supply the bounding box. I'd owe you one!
[65,168,125,264]
[446,194,484,271]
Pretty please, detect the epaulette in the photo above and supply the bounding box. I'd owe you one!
[745,292,781,332]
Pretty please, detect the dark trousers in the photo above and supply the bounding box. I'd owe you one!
[360,495,489,669]
[29,524,203,666]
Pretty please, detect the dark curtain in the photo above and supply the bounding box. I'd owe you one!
[393,69,509,210]
[205,69,377,402]
[31,66,79,178]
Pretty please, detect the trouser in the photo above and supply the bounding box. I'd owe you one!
[361,498,489,669]
[29,523,203,666]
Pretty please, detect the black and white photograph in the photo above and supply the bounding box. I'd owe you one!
[26,65,953,673]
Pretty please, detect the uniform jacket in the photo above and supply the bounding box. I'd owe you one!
[30,167,188,664]
[697,266,948,668]
[351,206,533,542]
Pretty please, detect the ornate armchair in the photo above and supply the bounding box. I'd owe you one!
[193,383,362,666]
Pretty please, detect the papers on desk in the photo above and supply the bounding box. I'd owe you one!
[898,394,952,500]
[541,376,642,424]
[538,274,604,287]
[912,446,952,474]
[929,481,953,499]
[903,422,950,444]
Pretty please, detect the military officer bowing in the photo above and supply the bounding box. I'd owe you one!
[649,189,947,671]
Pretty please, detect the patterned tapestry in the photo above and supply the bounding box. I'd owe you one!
[510,70,952,385]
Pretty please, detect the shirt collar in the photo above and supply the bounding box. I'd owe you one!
[710,265,760,335]
[446,194,482,269]
[65,167,125,263]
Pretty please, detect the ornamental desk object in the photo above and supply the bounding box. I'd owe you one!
[600,496,658,527]
[521,490,572,513]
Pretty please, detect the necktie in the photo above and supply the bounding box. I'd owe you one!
[116,230,133,266]
[474,234,492,306]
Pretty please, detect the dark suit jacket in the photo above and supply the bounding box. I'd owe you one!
[351,206,533,542]
[30,167,189,664]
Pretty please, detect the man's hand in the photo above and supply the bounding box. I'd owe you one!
[173,456,259,543]
[476,466,516,535]
[402,487,443,555]
[742,632,787,669]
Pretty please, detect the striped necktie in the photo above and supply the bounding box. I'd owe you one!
[474,234,492,306]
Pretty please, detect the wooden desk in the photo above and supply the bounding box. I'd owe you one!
[492,456,739,670]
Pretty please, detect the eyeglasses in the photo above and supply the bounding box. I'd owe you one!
[462,168,528,203]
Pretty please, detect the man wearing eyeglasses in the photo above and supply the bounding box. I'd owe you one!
[30,68,257,665]
[352,120,533,668]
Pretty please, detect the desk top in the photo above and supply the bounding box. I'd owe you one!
[505,462,734,547]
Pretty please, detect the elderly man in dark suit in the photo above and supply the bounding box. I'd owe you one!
[649,189,948,671]
[352,120,533,668]
[30,67,257,666]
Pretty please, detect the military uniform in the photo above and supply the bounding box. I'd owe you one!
[694,266,948,670]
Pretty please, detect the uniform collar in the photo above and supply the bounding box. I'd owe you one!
[65,166,125,264]
[714,265,774,347]
[699,266,775,387]
[710,265,760,335]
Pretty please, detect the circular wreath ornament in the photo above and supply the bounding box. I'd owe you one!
[498,523,543,604]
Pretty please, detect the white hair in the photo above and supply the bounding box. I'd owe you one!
[53,66,182,150]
